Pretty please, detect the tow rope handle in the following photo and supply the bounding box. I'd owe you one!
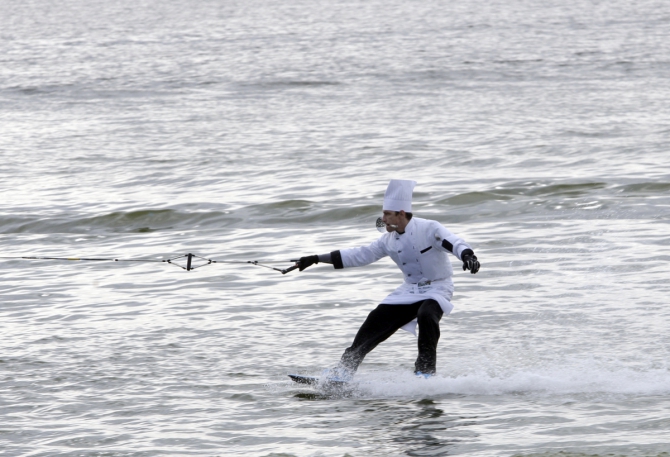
[281,263,300,275]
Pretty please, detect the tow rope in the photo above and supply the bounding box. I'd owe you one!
[0,254,299,274]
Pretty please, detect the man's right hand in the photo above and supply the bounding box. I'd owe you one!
[298,255,319,271]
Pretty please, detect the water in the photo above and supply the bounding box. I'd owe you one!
[1,0,670,456]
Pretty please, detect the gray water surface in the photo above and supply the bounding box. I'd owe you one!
[1,0,670,456]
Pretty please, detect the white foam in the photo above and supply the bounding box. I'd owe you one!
[352,363,670,398]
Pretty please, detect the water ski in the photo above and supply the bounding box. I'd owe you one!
[288,374,349,387]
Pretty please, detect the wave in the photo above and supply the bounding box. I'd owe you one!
[346,364,670,399]
[616,182,670,193]
[0,209,231,235]
[2,180,666,234]
[241,79,342,90]
[435,180,668,208]
[0,202,381,235]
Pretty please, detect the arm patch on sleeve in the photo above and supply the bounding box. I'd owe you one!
[441,239,454,253]
[331,250,344,269]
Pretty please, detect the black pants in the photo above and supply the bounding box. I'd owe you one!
[339,299,444,375]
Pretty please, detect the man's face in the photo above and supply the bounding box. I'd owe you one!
[381,210,401,232]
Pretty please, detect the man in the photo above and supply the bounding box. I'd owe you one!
[296,179,480,380]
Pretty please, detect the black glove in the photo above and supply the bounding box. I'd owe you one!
[461,253,480,274]
[298,255,319,271]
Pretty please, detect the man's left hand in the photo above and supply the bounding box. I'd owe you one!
[462,254,480,274]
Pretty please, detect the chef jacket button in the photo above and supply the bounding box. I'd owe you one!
[408,274,412,277]
[398,250,402,253]
[403,263,406,265]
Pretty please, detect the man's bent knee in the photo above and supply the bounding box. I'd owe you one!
[417,300,443,323]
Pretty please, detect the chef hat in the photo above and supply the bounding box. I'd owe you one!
[383,179,417,212]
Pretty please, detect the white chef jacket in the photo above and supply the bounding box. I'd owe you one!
[337,217,473,335]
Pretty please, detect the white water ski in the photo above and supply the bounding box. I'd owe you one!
[288,374,349,387]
